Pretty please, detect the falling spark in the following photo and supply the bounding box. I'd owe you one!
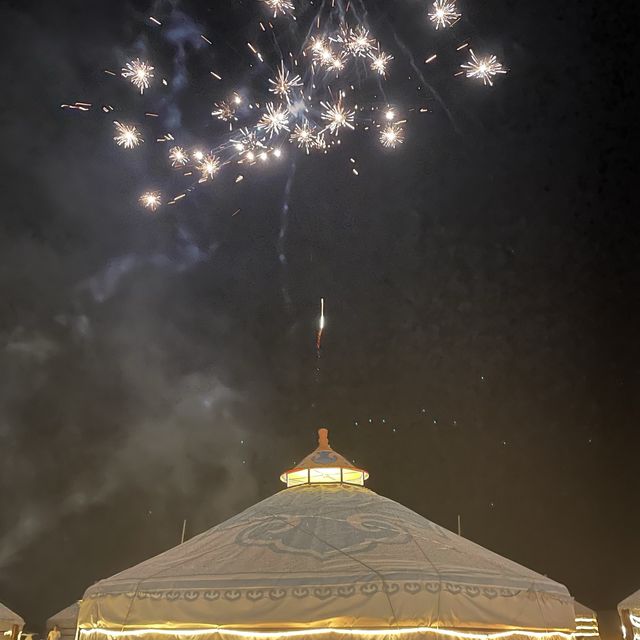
[258,102,290,137]
[121,59,154,94]
[261,0,294,18]
[321,99,355,134]
[140,191,161,211]
[316,298,325,352]
[113,122,142,149]
[461,50,507,86]
[169,146,188,167]
[268,63,303,100]
[198,153,222,180]
[428,0,461,29]
[380,123,405,148]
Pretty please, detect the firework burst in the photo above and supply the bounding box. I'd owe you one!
[369,49,394,77]
[169,146,188,167]
[114,122,142,149]
[261,0,294,18]
[428,0,461,29]
[121,59,154,94]
[71,0,506,212]
[212,100,238,123]
[198,153,222,180]
[258,103,290,137]
[290,123,324,154]
[342,27,376,57]
[380,123,405,148]
[461,50,507,86]
[140,191,161,211]
[268,64,303,101]
[321,99,355,135]
[233,128,267,162]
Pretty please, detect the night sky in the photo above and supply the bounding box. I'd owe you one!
[1,0,638,631]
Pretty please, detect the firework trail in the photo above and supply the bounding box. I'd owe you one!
[278,161,297,310]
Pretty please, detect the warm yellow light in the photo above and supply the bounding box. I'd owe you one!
[79,628,574,640]
[280,466,368,487]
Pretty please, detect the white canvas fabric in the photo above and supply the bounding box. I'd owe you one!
[0,602,24,633]
[620,589,640,613]
[573,603,595,618]
[80,484,574,636]
[48,602,80,640]
[573,601,599,640]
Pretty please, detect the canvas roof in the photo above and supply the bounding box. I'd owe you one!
[619,588,640,613]
[47,602,80,631]
[574,602,596,618]
[0,601,24,632]
[80,483,574,635]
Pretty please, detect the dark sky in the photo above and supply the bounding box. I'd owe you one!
[0,0,638,631]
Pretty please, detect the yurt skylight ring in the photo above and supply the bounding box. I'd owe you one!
[280,428,369,487]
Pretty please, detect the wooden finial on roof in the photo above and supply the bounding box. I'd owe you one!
[318,428,330,449]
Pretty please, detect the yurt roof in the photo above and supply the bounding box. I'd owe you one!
[619,588,640,612]
[48,602,80,630]
[0,601,24,630]
[80,430,575,638]
[573,601,598,638]
[574,602,596,618]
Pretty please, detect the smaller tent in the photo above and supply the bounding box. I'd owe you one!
[574,602,600,640]
[47,603,79,640]
[0,601,24,640]
[618,589,640,640]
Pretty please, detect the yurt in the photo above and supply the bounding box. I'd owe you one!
[574,602,600,640]
[78,429,575,640]
[618,589,640,640]
[0,601,24,640]
[47,602,80,640]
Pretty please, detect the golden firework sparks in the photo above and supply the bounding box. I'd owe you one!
[260,0,294,18]
[321,98,355,135]
[268,63,303,100]
[369,49,394,77]
[113,122,143,149]
[121,59,155,94]
[380,123,405,148]
[212,100,238,122]
[140,191,162,211]
[428,0,461,29]
[257,103,290,137]
[461,50,507,86]
[169,146,188,167]
[197,153,222,180]
[342,27,376,57]
[290,123,323,154]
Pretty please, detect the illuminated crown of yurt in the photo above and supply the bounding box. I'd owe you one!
[619,589,640,640]
[48,602,80,640]
[79,429,575,640]
[573,602,600,640]
[0,601,24,638]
